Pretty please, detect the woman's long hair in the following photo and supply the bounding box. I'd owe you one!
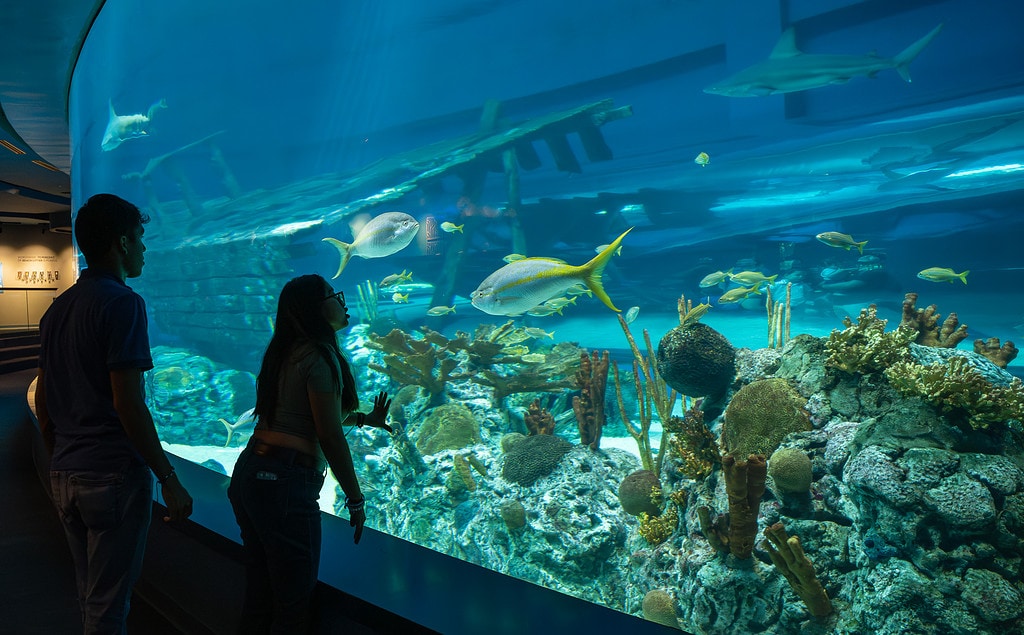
[254,274,358,428]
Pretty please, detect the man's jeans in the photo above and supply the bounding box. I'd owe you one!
[50,463,153,635]
[228,446,326,634]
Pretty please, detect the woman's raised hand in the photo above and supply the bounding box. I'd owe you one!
[366,390,393,433]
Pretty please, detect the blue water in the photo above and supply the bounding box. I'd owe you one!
[68,0,1024,629]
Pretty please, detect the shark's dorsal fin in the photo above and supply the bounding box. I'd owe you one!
[769,27,802,58]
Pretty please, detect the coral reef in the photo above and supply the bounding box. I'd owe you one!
[415,403,482,455]
[722,378,811,458]
[824,304,916,374]
[767,447,813,495]
[524,398,555,435]
[656,322,735,401]
[899,292,968,348]
[664,404,720,481]
[573,350,609,450]
[761,523,832,617]
[974,336,1019,368]
[642,589,681,629]
[500,434,573,486]
[698,454,767,561]
[618,469,663,517]
[638,505,679,546]
[366,328,472,404]
[884,355,1024,430]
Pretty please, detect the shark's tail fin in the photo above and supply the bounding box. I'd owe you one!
[323,237,354,279]
[894,24,943,82]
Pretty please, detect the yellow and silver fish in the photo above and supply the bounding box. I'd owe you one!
[729,271,777,286]
[694,151,710,167]
[522,327,555,339]
[379,269,413,288]
[426,305,456,316]
[816,231,867,255]
[717,284,761,304]
[441,221,464,233]
[323,212,420,279]
[503,254,527,263]
[392,292,410,303]
[917,267,969,284]
[680,302,712,327]
[470,228,633,316]
[544,296,577,310]
[624,306,640,324]
[565,283,594,297]
[699,270,732,288]
[526,305,562,317]
[594,244,623,256]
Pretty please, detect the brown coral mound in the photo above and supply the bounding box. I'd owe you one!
[656,323,735,399]
[900,292,968,348]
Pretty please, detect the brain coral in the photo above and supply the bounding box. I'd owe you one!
[768,447,813,494]
[723,378,811,458]
[501,434,572,486]
[656,323,736,398]
[415,403,482,455]
[618,469,662,517]
[642,589,680,629]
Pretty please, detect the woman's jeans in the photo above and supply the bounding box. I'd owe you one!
[49,463,153,635]
[228,446,326,634]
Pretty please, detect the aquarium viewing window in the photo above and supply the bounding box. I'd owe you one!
[70,1,1024,633]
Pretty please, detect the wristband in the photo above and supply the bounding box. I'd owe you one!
[156,467,176,485]
[345,496,365,512]
[356,412,365,428]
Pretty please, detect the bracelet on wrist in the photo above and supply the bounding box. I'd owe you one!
[345,496,365,512]
[156,467,176,485]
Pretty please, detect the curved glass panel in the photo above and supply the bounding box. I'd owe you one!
[71,1,1024,632]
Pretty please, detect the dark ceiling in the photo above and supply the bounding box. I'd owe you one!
[0,1,102,228]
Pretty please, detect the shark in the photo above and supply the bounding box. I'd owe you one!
[704,24,943,97]
[101,98,168,151]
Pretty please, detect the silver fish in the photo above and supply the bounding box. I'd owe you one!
[624,306,640,324]
[323,212,420,279]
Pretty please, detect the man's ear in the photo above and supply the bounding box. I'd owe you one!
[119,235,129,254]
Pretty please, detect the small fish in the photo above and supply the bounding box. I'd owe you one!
[426,305,456,316]
[594,244,623,256]
[219,408,256,448]
[816,231,868,255]
[565,284,594,297]
[522,327,555,339]
[526,305,562,317]
[624,306,640,324]
[521,353,547,363]
[681,302,712,326]
[699,270,732,288]
[718,285,761,304]
[917,267,969,284]
[379,269,413,288]
[323,212,420,279]
[729,271,777,286]
[544,296,577,310]
[694,151,710,167]
[471,228,632,316]
[502,345,531,356]
[503,254,527,263]
[441,221,464,233]
[392,292,410,303]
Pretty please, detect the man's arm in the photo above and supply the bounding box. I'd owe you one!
[35,368,54,456]
[110,368,193,522]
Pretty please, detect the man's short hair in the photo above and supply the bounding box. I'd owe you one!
[74,194,150,264]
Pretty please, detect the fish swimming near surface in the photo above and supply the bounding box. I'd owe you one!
[323,212,420,279]
[816,231,868,254]
[703,24,943,97]
[917,267,969,284]
[441,222,464,233]
[101,98,168,151]
[426,305,456,316]
[470,228,633,316]
[694,151,710,167]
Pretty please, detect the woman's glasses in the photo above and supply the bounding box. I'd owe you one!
[325,290,345,307]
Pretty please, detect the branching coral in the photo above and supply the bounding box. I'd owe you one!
[698,454,767,560]
[366,328,472,404]
[524,399,556,435]
[613,314,679,472]
[900,292,968,348]
[974,337,1019,369]
[664,403,720,480]
[573,350,609,451]
[638,506,679,546]
[762,523,833,617]
[884,356,1024,430]
[824,304,916,374]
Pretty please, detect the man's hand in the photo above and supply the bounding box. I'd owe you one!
[161,477,193,522]
[350,507,366,544]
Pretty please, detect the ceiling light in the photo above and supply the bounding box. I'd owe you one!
[0,140,25,155]
[31,159,61,172]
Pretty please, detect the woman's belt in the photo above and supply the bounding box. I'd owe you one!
[250,440,326,472]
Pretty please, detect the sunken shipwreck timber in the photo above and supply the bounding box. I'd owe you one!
[131,99,632,367]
